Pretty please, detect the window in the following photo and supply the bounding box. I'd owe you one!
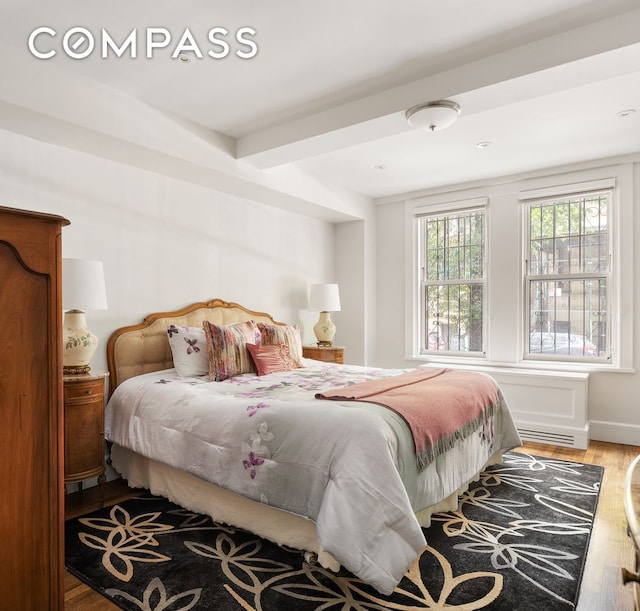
[525,190,610,361]
[407,166,631,370]
[417,206,485,355]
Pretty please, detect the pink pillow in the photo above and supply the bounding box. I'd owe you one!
[203,320,261,381]
[247,343,297,376]
[257,323,303,367]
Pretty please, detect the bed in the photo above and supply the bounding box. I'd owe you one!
[104,298,521,595]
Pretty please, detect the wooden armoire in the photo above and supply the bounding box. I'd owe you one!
[0,206,69,610]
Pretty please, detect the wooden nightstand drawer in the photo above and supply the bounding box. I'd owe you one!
[302,345,344,364]
[64,377,104,400]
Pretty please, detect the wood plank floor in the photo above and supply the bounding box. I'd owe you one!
[64,440,639,610]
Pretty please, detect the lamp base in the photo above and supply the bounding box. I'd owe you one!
[316,340,333,347]
[313,311,336,346]
[63,310,98,374]
[63,364,92,376]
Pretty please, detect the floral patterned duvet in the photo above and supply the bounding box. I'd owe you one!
[105,359,521,595]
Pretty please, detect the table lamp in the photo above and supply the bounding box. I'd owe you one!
[62,258,108,375]
[308,283,341,346]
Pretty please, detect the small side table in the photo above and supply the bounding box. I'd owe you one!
[63,372,109,495]
[302,345,344,364]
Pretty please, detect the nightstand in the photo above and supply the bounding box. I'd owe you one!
[302,345,344,364]
[63,372,109,493]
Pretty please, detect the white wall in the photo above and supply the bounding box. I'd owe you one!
[0,128,336,376]
[334,214,379,366]
[0,36,382,374]
[374,156,640,445]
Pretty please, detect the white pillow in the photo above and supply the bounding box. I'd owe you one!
[166,325,209,376]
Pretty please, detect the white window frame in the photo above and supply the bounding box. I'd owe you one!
[518,174,634,371]
[521,184,613,364]
[408,198,488,361]
[405,163,634,373]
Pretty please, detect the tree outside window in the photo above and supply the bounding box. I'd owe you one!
[418,207,485,354]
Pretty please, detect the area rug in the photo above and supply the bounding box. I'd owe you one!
[65,452,603,610]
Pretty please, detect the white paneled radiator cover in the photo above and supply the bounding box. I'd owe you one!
[421,365,589,449]
[490,369,589,449]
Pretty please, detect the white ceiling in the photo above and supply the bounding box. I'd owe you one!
[1,0,640,202]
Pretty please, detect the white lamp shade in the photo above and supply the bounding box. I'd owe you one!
[308,283,341,312]
[63,259,108,311]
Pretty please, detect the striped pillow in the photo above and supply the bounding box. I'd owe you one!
[247,343,297,376]
[257,323,303,367]
[203,320,261,381]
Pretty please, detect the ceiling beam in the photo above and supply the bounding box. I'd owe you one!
[236,8,640,168]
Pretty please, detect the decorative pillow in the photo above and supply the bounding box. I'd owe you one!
[203,320,261,382]
[257,323,303,367]
[247,343,298,376]
[166,325,209,376]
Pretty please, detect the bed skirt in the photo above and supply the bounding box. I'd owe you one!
[110,443,503,573]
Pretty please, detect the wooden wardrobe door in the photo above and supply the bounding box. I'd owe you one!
[0,207,68,610]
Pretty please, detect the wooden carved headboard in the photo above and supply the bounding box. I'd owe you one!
[106,298,283,395]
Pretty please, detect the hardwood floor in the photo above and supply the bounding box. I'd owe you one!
[521,440,638,611]
[64,441,639,610]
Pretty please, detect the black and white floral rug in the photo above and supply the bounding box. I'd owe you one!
[65,452,603,610]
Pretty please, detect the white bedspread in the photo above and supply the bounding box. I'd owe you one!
[105,360,521,595]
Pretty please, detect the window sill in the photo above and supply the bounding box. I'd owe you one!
[406,355,635,375]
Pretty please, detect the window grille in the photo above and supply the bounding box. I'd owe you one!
[418,207,485,354]
[525,191,610,360]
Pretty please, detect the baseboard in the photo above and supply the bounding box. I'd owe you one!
[590,420,640,446]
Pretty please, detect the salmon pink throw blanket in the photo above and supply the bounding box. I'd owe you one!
[316,368,499,470]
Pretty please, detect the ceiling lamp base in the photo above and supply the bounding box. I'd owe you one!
[406,100,461,131]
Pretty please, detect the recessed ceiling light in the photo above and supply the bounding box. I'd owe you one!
[476,141,492,149]
[617,109,636,119]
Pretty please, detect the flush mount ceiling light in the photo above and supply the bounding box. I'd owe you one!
[406,100,461,132]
